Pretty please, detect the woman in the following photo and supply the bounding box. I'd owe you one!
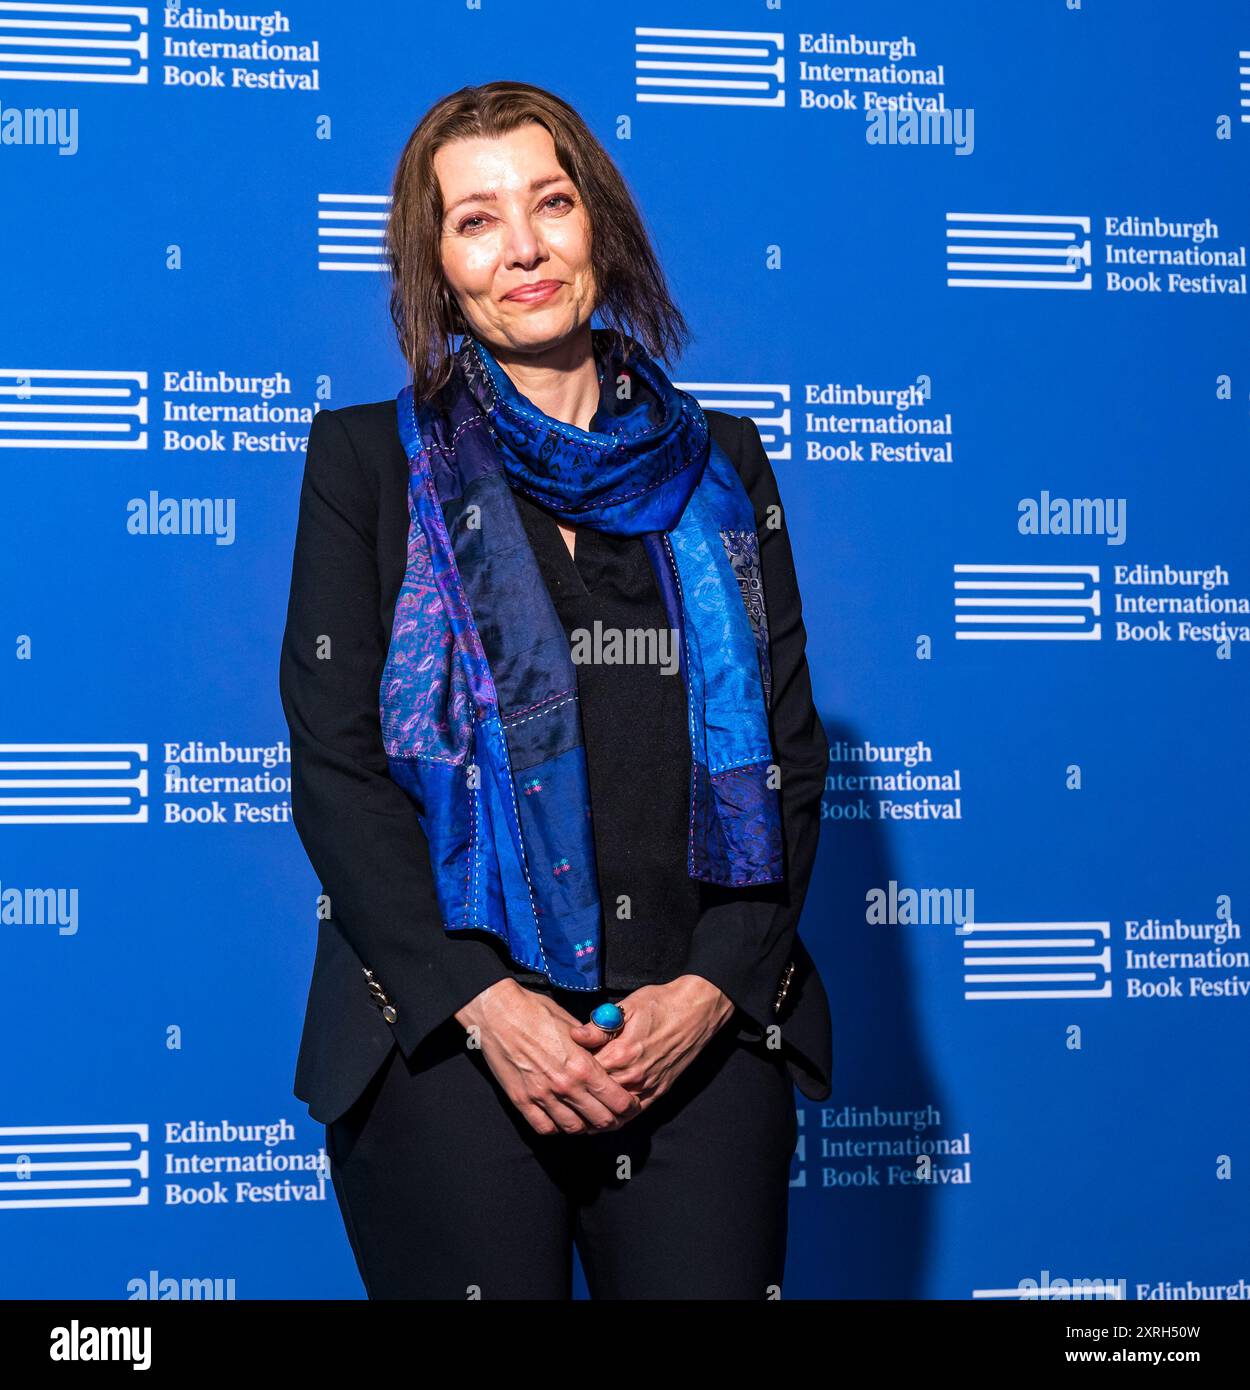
[279,81,832,1300]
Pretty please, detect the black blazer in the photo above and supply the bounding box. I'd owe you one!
[279,399,833,1126]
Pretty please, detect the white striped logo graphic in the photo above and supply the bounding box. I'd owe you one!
[0,1124,149,1208]
[0,1,148,83]
[960,921,1112,1000]
[317,193,390,272]
[0,369,147,449]
[1240,49,1250,123]
[634,27,784,107]
[0,744,149,824]
[954,565,1101,640]
[946,212,1092,290]
[675,382,791,460]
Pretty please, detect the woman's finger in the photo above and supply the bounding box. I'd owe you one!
[567,1021,609,1049]
[536,1095,589,1135]
[563,1091,622,1132]
[554,1061,636,1130]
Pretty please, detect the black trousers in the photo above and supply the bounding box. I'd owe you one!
[325,989,799,1299]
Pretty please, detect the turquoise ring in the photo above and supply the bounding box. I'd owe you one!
[590,1002,625,1037]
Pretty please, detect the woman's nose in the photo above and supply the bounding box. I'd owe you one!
[501,216,544,266]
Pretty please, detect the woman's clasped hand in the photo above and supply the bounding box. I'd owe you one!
[454,975,735,1136]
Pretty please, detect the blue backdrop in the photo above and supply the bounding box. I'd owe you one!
[2,0,1247,1301]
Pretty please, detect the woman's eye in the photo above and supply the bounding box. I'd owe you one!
[457,195,571,233]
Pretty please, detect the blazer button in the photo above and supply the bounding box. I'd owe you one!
[773,960,796,1015]
[362,967,398,1024]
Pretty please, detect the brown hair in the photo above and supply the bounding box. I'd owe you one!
[386,81,691,402]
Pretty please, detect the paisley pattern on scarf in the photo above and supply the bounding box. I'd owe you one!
[379,328,783,990]
[721,527,772,711]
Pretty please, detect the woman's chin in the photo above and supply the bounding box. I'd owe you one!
[495,310,588,353]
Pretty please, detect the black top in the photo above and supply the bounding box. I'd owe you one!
[508,489,700,991]
[279,400,834,1110]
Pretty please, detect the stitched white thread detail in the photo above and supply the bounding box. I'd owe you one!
[662,531,700,879]
[465,773,477,929]
[708,754,776,776]
[493,719,549,978]
[503,695,577,731]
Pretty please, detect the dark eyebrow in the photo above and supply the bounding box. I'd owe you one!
[445,174,570,217]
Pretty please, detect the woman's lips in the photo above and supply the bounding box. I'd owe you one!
[504,280,563,304]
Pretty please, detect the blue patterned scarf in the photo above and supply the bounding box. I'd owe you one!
[380,328,781,990]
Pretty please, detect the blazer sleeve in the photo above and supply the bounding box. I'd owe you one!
[682,413,829,1039]
[279,407,511,1061]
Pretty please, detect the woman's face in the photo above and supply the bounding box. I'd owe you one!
[435,123,596,356]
